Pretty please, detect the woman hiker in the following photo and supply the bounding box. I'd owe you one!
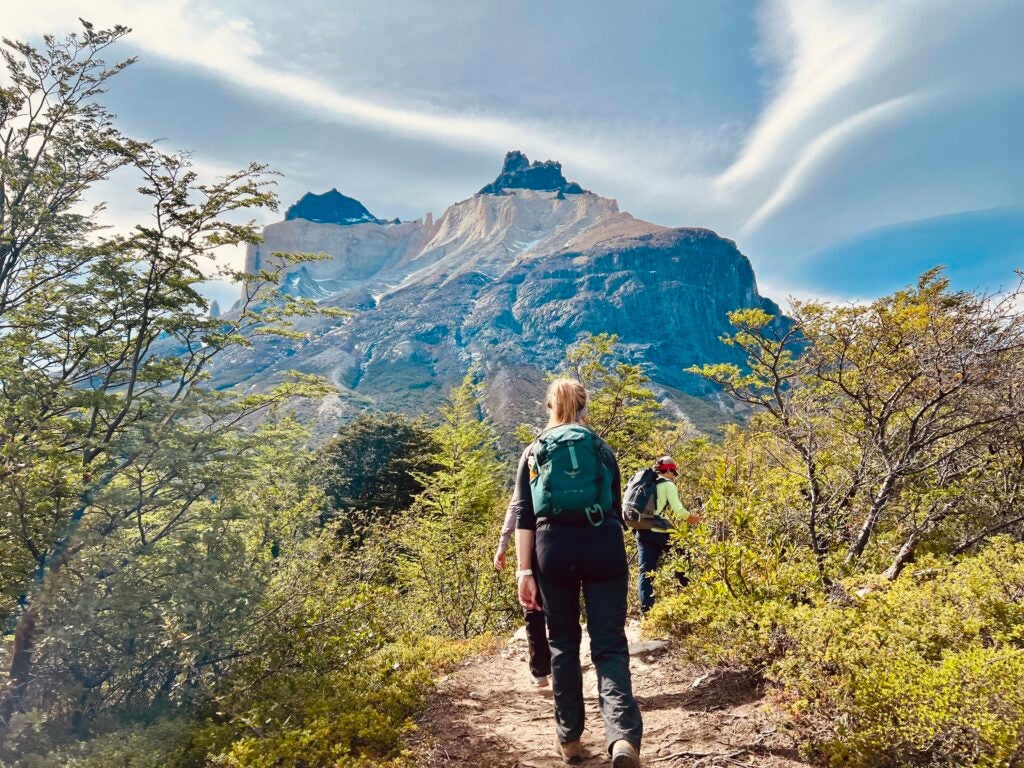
[636,456,703,614]
[494,508,551,688]
[508,378,643,767]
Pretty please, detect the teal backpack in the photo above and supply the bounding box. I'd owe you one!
[528,424,614,526]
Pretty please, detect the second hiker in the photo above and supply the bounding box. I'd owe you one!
[494,505,551,688]
[633,456,702,614]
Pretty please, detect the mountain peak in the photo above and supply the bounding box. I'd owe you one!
[285,188,382,225]
[478,150,586,196]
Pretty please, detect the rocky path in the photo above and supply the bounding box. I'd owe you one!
[412,624,811,767]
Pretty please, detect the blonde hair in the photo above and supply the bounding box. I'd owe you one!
[546,378,588,428]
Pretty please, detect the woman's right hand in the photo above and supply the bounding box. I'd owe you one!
[493,550,506,571]
[518,574,540,610]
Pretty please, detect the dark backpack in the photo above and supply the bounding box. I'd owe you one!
[528,424,613,526]
[623,469,668,530]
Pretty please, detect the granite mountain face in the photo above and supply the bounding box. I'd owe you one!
[214,151,781,440]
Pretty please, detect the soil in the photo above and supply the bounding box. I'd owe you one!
[411,623,813,767]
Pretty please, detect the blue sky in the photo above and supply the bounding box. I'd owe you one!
[5,0,1024,308]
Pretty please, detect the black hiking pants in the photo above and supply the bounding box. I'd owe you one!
[525,604,551,678]
[535,520,643,753]
[637,530,689,612]
[526,548,551,678]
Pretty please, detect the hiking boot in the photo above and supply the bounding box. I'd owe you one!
[531,674,550,688]
[555,736,585,765]
[611,739,640,768]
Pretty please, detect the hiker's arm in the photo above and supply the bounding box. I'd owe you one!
[515,528,540,610]
[515,528,535,572]
[665,482,702,526]
[511,446,535,531]
[509,447,539,608]
[494,504,517,570]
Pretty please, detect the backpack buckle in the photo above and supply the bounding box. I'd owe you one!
[584,504,605,527]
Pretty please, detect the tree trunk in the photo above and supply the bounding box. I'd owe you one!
[846,473,897,565]
[0,608,36,724]
[807,507,831,586]
[884,531,921,581]
[0,470,117,724]
[803,454,832,585]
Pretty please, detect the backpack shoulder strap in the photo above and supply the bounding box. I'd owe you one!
[586,430,613,465]
[532,424,568,462]
[529,436,546,466]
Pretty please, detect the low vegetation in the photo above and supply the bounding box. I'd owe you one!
[649,273,1024,766]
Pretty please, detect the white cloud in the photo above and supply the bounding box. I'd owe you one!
[723,0,1024,240]
[717,0,889,198]
[740,90,927,235]
[0,1,711,202]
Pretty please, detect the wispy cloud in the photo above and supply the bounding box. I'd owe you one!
[724,0,1024,243]
[1,0,716,202]
[717,0,889,199]
[740,90,927,235]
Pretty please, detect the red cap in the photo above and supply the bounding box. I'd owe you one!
[655,456,678,473]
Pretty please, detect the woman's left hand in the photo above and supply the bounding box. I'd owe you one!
[518,574,540,610]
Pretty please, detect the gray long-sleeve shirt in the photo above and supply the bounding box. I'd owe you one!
[497,504,517,555]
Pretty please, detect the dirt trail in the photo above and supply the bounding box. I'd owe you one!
[412,623,811,767]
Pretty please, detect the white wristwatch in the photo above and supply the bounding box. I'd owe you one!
[516,568,533,578]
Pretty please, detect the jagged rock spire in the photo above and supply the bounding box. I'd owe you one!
[478,150,586,196]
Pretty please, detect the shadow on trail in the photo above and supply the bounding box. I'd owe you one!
[637,669,762,712]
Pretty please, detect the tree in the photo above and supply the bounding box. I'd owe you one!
[689,307,841,581]
[311,412,438,539]
[807,272,1024,567]
[0,22,136,317]
[396,372,516,638]
[692,270,1024,581]
[2,421,318,739]
[0,24,336,724]
[563,332,671,473]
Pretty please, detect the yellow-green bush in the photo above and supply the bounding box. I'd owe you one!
[651,537,1024,767]
[821,645,1024,767]
[6,715,232,768]
[196,524,489,768]
[211,635,485,768]
[10,533,488,768]
[11,636,480,768]
[647,509,823,668]
[781,539,1024,767]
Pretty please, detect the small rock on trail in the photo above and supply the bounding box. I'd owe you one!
[412,623,810,767]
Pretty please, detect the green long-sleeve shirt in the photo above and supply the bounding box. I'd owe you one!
[650,480,689,533]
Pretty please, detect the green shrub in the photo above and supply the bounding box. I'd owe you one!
[781,539,1024,767]
[211,635,485,768]
[8,636,480,768]
[192,524,488,768]
[7,715,232,768]
[821,645,1024,767]
[647,505,823,668]
[653,537,1024,767]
